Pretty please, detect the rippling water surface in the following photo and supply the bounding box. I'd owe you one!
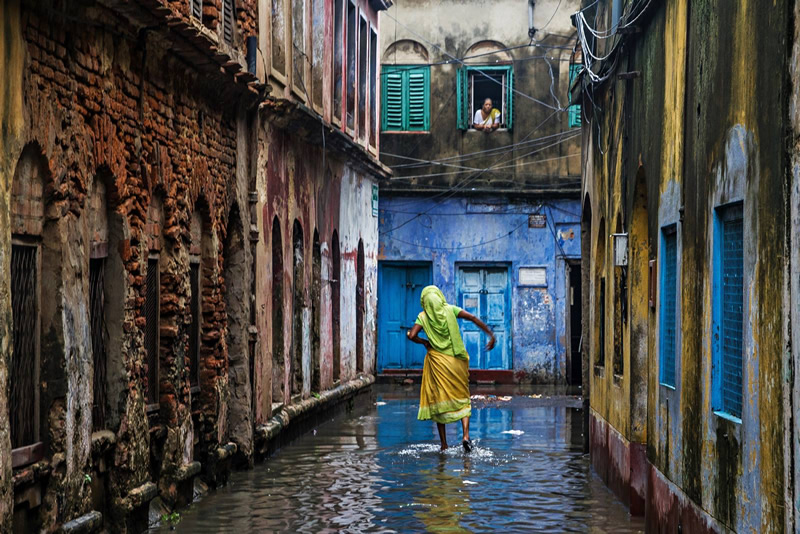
[153,387,644,533]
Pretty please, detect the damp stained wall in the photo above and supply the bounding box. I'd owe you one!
[378,196,581,383]
[581,0,789,531]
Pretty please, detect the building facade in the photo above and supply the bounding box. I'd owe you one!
[0,0,389,532]
[377,0,583,384]
[577,0,799,531]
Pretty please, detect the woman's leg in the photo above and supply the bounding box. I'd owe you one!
[461,416,470,442]
[437,423,448,450]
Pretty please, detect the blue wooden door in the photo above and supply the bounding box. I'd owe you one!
[378,263,431,371]
[457,266,511,369]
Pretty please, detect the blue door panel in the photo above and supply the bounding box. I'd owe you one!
[456,265,512,370]
[378,263,431,371]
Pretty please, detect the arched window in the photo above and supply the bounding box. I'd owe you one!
[356,239,365,373]
[272,217,285,401]
[595,217,606,370]
[331,230,341,383]
[145,195,164,411]
[291,220,305,396]
[10,144,48,467]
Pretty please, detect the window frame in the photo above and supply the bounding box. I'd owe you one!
[381,64,431,133]
[712,201,745,422]
[457,64,514,131]
[10,237,43,469]
[568,63,583,128]
[145,255,161,412]
[659,224,678,389]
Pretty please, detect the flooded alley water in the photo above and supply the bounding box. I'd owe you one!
[154,386,643,533]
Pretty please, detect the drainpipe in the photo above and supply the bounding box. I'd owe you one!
[528,0,536,39]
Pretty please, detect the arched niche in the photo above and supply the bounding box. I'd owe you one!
[463,40,513,64]
[382,39,430,65]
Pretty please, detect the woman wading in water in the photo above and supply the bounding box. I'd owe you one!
[406,286,496,451]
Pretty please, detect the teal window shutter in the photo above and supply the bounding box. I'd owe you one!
[568,63,582,128]
[406,68,429,131]
[381,65,430,132]
[505,65,513,130]
[456,66,468,130]
[382,67,404,131]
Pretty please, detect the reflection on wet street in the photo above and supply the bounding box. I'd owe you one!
[154,386,644,533]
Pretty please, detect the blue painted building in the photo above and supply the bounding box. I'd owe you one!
[377,197,582,384]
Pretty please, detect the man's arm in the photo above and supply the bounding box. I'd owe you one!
[456,309,496,350]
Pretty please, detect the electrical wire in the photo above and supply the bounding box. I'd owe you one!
[388,152,580,181]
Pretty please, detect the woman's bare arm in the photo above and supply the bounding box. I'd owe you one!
[457,310,496,350]
[406,324,431,349]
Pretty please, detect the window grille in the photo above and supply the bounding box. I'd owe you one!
[719,205,743,417]
[189,262,200,388]
[457,65,514,130]
[659,227,677,387]
[90,257,107,430]
[568,63,583,128]
[381,66,430,132]
[333,0,344,121]
[191,0,202,20]
[10,244,38,449]
[145,258,160,407]
[222,0,235,44]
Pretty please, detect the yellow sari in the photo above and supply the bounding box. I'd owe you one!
[416,286,471,424]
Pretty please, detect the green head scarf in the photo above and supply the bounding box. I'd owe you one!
[417,286,467,359]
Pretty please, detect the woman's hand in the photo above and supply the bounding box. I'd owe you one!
[485,333,496,351]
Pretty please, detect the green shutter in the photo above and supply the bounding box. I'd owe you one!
[381,67,404,131]
[568,63,582,128]
[456,66,468,130]
[406,68,429,131]
[505,65,513,131]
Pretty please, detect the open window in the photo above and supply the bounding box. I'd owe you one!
[457,65,514,130]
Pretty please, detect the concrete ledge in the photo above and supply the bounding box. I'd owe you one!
[59,510,103,534]
[255,374,375,454]
[114,481,158,514]
[175,461,202,483]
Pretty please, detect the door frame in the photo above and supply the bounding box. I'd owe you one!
[377,260,432,372]
[454,261,512,369]
[565,258,582,386]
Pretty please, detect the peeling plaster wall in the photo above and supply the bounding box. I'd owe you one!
[582,0,789,531]
[258,123,379,411]
[379,196,581,383]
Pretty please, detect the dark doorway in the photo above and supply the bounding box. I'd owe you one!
[331,231,341,383]
[567,261,583,386]
[311,230,321,392]
[272,217,284,402]
[291,220,304,396]
[355,239,365,373]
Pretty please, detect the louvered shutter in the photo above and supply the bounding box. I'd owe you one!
[191,0,203,20]
[505,65,513,130]
[456,66,468,130]
[406,68,429,131]
[381,67,404,131]
[222,0,235,44]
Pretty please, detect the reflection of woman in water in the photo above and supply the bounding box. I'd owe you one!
[407,286,495,451]
[414,456,474,533]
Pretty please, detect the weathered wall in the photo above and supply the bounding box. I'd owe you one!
[379,0,582,193]
[378,196,580,383]
[0,0,26,530]
[257,122,379,410]
[582,0,790,531]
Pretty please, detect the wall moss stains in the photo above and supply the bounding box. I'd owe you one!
[581,0,790,530]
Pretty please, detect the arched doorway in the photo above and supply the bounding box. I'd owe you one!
[331,231,341,383]
[271,217,284,401]
[356,239,365,373]
[291,220,304,397]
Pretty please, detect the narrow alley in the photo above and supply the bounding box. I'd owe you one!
[152,386,643,533]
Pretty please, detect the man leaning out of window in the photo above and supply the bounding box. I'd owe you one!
[474,98,501,132]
